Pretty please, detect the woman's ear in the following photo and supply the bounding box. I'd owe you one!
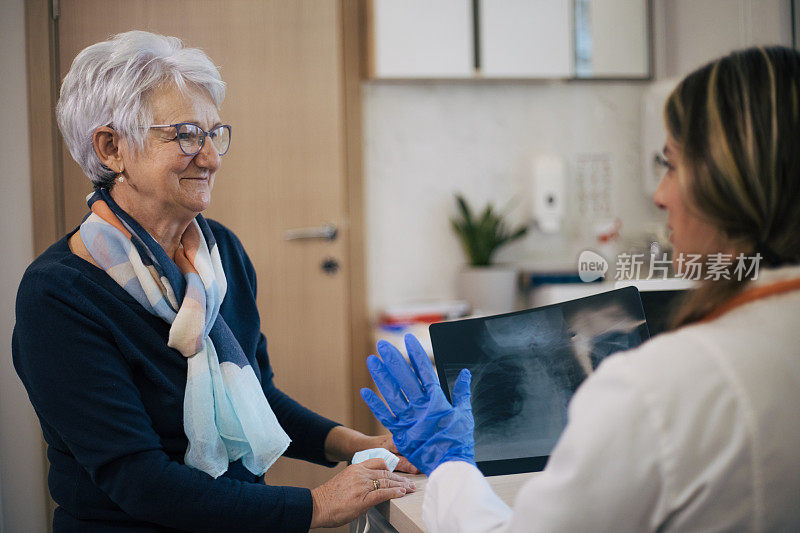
[92,126,125,174]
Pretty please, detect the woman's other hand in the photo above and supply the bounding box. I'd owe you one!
[309,458,415,528]
[323,426,419,473]
[364,433,420,474]
[361,334,475,476]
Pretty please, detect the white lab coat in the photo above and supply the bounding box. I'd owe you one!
[423,266,800,532]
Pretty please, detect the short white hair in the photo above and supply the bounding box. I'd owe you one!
[56,30,226,188]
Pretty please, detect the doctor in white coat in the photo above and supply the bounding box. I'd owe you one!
[362,46,800,532]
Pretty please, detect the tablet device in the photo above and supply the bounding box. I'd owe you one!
[429,286,650,476]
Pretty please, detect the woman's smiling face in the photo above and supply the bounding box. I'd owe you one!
[118,83,222,219]
[653,136,730,271]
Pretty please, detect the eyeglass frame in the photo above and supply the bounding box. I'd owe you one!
[148,122,232,157]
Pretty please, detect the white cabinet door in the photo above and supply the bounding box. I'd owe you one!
[370,0,474,78]
[478,0,572,78]
[575,0,649,78]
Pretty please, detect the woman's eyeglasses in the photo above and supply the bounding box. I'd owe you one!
[149,122,232,156]
[654,152,674,171]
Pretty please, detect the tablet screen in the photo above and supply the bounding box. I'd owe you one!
[429,287,649,473]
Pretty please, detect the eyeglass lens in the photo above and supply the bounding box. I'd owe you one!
[177,123,230,156]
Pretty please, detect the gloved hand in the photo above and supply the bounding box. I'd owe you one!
[360,334,475,476]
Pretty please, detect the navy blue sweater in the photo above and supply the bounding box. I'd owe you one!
[13,220,340,532]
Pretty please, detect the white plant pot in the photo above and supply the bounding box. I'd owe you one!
[457,265,520,315]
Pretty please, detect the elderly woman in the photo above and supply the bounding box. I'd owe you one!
[12,31,415,532]
[364,46,800,531]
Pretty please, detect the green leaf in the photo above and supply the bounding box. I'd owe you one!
[449,193,529,266]
[455,194,473,226]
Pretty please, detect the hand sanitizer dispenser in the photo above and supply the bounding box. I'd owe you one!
[532,154,566,233]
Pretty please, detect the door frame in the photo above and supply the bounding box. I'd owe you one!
[25,0,64,258]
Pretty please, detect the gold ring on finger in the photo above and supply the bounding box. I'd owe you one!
[372,479,380,490]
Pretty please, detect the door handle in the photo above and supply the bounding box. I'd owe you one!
[284,223,338,241]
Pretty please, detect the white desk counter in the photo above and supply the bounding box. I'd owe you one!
[372,471,538,533]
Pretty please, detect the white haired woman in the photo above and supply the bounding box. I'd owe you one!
[13,30,415,532]
[363,46,800,531]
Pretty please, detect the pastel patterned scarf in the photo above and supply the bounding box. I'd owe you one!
[80,188,290,478]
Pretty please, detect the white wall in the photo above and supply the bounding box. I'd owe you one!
[363,81,658,314]
[658,0,792,79]
[363,0,793,316]
[0,0,50,531]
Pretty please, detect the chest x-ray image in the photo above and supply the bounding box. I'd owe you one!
[430,288,649,466]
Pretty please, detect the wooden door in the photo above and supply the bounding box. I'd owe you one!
[54,0,368,516]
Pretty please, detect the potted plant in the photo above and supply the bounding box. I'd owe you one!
[451,194,529,314]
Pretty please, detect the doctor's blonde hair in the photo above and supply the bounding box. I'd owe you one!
[666,46,800,327]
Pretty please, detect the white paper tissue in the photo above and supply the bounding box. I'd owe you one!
[351,448,400,472]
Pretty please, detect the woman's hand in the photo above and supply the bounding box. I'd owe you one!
[361,334,475,476]
[309,458,415,528]
[323,426,420,473]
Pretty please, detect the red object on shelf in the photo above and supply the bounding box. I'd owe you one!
[379,313,446,325]
[379,300,470,326]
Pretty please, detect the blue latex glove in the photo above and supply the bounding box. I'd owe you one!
[360,334,475,476]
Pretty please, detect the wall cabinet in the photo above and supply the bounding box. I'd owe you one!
[479,0,572,78]
[575,0,650,78]
[367,0,474,78]
[366,0,651,80]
